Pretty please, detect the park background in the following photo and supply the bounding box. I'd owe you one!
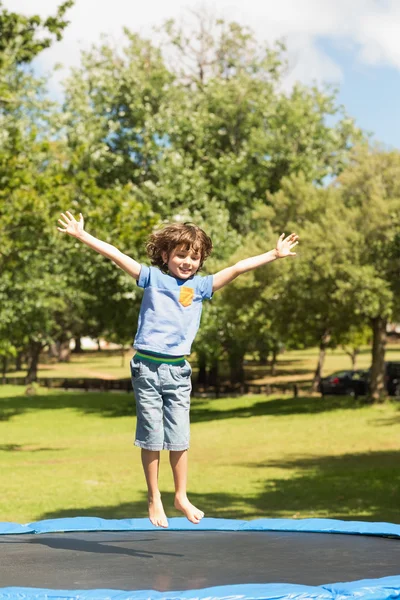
[0,0,399,524]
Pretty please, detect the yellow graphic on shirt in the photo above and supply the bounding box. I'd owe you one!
[179,286,194,307]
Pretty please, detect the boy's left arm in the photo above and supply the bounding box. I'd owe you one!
[212,233,299,293]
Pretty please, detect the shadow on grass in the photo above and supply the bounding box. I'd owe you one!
[0,390,136,421]
[242,449,400,523]
[0,388,378,423]
[0,444,63,452]
[38,450,400,524]
[190,395,372,423]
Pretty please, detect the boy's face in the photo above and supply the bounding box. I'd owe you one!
[162,245,202,279]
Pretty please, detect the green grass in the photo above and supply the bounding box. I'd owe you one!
[1,385,399,524]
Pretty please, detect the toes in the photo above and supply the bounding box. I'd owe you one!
[159,515,168,527]
[151,517,168,528]
[149,512,168,528]
[189,515,200,524]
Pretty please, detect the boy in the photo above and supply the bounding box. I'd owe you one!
[58,211,298,528]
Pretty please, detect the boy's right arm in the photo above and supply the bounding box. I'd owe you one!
[58,211,141,280]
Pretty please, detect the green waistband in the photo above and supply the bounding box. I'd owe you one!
[135,350,185,366]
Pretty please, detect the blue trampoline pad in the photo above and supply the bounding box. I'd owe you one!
[0,517,399,600]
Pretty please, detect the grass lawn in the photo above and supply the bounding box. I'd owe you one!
[1,384,399,525]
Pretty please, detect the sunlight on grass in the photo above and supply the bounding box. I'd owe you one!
[1,385,399,524]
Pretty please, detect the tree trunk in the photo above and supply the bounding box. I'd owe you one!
[270,348,278,376]
[228,351,245,384]
[208,359,219,386]
[2,356,7,384]
[73,337,82,353]
[369,317,387,402]
[58,340,71,362]
[197,353,207,385]
[350,348,359,370]
[16,351,24,371]
[26,341,42,384]
[48,342,58,359]
[312,330,331,392]
[343,346,360,370]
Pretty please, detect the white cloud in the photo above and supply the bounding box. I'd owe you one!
[4,0,400,91]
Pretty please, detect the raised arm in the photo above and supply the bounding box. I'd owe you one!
[212,232,298,293]
[57,211,141,280]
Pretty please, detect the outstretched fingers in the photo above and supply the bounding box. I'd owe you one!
[277,232,299,257]
[57,215,68,232]
[284,232,298,242]
[57,211,78,234]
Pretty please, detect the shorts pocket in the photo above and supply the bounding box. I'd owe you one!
[180,361,192,378]
[130,358,142,379]
[170,361,192,380]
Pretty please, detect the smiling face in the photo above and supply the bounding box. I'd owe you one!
[162,245,202,280]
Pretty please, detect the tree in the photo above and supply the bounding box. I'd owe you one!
[263,175,366,392]
[157,14,362,231]
[336,148,400,401]
[62,31,173,190]
[0,1,73,66]
[62,18,362,233]
[0,1,76,380]
[1,7,371,386]
[340,326,371,370]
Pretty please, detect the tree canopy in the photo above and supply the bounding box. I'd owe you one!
[1,5,399,400]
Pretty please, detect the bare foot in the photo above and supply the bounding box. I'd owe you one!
[174,494,204,524]
[148,494,168,528]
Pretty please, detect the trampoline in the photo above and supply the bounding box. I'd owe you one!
[1,517,400,600]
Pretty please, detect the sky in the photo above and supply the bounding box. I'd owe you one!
[6,0,400,149]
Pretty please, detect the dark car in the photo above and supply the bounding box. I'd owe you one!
[353,362,400,397]
[319,370,368,397]
[320,362,400,398]
[386,362,400,397]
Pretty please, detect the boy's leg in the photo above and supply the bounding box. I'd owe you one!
[162,360,203,523]
[169,450,204,524]
[141,449,168,528]
[131,357,167,528]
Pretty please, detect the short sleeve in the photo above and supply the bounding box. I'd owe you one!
[137,264,151,289]
[196,274,213,300]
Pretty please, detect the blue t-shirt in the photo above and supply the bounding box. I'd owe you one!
[134,265,213,356]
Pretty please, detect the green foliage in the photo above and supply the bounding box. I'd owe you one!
[1,7,398,399]
[62,20,362,233]
[337,147,400,320]
[0,1,73,66]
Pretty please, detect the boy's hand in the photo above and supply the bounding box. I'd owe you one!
[57,211,85,238]
[275,233,299,258]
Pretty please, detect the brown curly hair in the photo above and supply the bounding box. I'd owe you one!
[146,222,213,273]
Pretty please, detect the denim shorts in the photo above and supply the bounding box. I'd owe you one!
[130,356,192,451]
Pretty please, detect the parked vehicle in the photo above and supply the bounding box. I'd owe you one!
[386,362,400,397]
[318,370,368,397]
[319,362,400,397]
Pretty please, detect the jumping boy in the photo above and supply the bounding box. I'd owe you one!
[58,211,298,528]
